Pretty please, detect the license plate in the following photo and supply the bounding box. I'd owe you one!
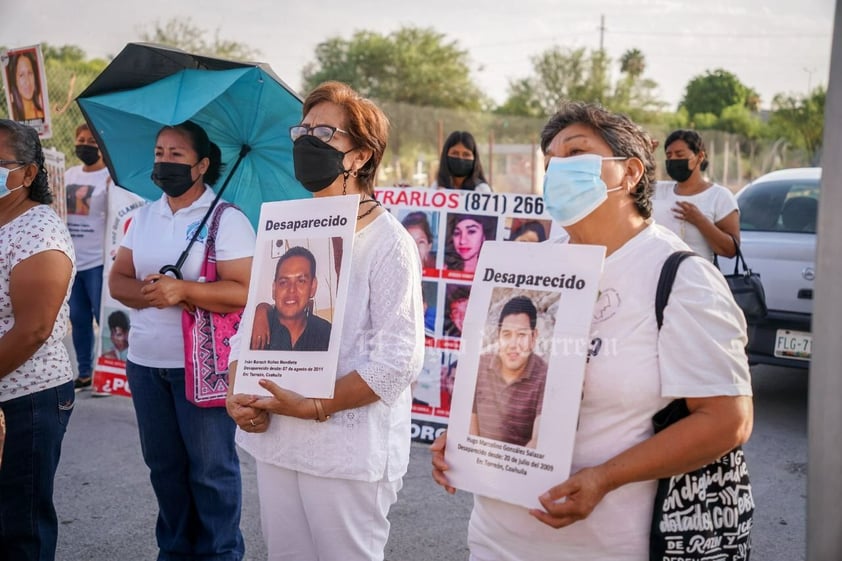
[774,330,812,361]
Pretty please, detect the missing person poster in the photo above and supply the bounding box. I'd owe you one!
[233,195,357,398]
[374,187,562,443]
[1,44,52,138]
[92,186,146,397]
[442,241,605,509]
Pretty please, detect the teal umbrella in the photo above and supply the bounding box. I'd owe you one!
[77,44,309,230]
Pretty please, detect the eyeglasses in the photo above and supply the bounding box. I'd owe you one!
[289,124,348,143]
[0,160,26,168]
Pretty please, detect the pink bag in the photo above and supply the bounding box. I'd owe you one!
[182,202,243,407]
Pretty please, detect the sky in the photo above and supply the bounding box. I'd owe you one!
[1,0,835,110]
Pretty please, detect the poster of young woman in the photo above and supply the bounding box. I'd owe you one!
[374,187,563,443]
[1,44,52,139]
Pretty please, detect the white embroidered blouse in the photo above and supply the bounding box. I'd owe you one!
[234,211,425,482]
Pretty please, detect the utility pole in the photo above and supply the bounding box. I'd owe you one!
[598,14,606,53]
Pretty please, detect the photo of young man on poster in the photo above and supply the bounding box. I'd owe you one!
[469,294,549,449]
[249,245,333,352]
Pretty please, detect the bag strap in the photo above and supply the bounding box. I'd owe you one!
[199,202,237,279]
[713,234,751,277]
[656,250,697,330]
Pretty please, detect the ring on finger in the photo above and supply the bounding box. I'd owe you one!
[250,418,256,427]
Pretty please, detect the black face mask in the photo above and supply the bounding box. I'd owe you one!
[447,156,474,178]
[75,144,101,166]
[665,159,694,183]
[293,135,352,193]
[151,162,196,198]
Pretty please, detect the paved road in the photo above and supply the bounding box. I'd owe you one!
[53,364,806,561]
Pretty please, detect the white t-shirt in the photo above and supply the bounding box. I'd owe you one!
[121,188,256,367]
[651,181,738,262]
[232,211,425,482]
[467,224,752,561]
[64,165,110,271]
[0,205,75,401]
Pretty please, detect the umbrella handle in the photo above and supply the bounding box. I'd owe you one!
[158,264,184,280]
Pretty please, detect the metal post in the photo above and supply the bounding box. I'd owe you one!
[807,1,842,558]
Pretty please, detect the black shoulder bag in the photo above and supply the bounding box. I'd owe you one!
[714,235,768,323]
[650,251,754,561]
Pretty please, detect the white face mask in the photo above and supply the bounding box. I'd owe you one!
[542,154,626,227]
[0,165,25,199]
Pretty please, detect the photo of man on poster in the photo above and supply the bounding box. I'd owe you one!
[469,295,548,449]
[250,245,332,351]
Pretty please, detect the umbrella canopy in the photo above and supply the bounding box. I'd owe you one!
[77,43,309,228]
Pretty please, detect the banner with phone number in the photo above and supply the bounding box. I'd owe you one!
[373,187,559,443]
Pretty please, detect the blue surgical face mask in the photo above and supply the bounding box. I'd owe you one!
[0,165,25,199]
[542,154,626,227]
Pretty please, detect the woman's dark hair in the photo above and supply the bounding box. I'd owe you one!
[0,119,52,204]
[436,130,488,190]
[541,101,655,219]
[510,220,547,242]
[444,213,497,270]
[665,129,709,171]
[302,81,390,195]
[157,121,224,185]
[401,211,434,243]
[8,52,44,122]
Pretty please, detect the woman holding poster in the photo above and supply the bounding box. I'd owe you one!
[433,101,753,561]
[227,81,424,561]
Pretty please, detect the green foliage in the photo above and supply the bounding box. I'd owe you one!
[680,69,752,117]
[691,112,719,129]
[769,87,826,163]
[497,46,665,119]
[301,27,487,110]
[716,104,764,139]
[139,18,260,60]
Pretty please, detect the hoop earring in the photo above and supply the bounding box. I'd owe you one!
[342,170,350,195]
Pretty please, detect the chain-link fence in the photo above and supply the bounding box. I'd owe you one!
[1,60,814,195]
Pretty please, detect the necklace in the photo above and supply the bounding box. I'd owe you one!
[357,198,381,220]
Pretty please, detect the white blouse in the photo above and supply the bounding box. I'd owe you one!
[0,205,75,401]
[234,211,425,482]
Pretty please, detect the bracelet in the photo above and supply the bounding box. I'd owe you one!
[313,398,330,423]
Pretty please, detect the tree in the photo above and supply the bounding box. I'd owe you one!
[612,49,665,119]
[301,27,487,110]
[680,69,753,117]
[139,18,260,60]
[497,46,665,119]
[619,48,645,78]
[497,47,611,117]
[769,87,826,164]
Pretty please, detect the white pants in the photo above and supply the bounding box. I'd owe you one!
[256,460,402,561]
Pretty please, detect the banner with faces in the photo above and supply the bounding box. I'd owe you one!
[374,187,563,443]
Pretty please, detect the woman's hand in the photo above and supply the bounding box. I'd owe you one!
[226,393,270,433]
[140,274,186,309]
[250,303,272,350]
[249,379,317,420]
[671,201,706,227]
[431,431,456,494]
[529,466,611,529]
